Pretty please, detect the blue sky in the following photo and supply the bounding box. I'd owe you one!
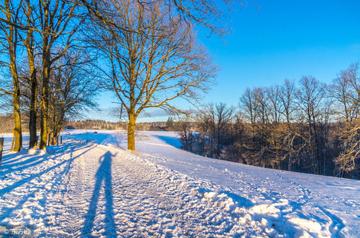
[89,0,360,121]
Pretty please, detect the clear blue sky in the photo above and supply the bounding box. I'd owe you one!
[88,0,360,121]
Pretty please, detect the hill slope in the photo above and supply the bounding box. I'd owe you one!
[0,130,359,237]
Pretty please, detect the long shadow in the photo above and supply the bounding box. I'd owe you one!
[1,155,50,176]
[155,135,182,148]
[0,142,94,196]
[0,141,88,178]
[81,151,117,238]
[1,152,39,166]
[0,141,95,226]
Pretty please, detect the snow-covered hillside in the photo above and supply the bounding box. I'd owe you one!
[0,130,359,237]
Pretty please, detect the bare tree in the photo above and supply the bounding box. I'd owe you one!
[333,64,360,122]
[253,87,269,124]
[296,76,331,174]
[279,79,296,124]
[47,51,97,145]
[178,115,196,152]
[240,88,256,124]
[335,120,360,178]
[277,79,297,170]
[81,0,226,33]
[266,85,281,123]
[0,0,23,151]
[35,0,83,149]
[347,64,360,120]
[198,103,234,157]
[22,0,37,148]
[91,0,212,150]
[189,103,235,158]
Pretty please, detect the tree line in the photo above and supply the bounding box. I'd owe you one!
[180,64,360,179]
[0,0,219,151]
[0,0,99,150]
[64,120,175,131]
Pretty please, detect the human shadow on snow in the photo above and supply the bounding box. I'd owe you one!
[81,151,117,238]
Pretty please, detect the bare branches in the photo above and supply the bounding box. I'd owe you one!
[47,50,98,145]
[82,0,227,34]
[181,60,360,177]
[336,121,360,176]
[89,0,214,150]
[332,64,360,122]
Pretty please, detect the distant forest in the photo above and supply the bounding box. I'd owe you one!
[0,117,179,133]
[64,120,176,131]
[179,63,360,180]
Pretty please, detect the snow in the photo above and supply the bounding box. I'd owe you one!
[0,130,360,237]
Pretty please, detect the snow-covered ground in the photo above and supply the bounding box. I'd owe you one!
[0,130,359,237]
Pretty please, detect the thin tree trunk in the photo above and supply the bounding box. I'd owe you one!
[12,86,22,152]
[0,137,4,162]
[28,54,37,148]
[39,43,50,150]
[49,131,60,146]
[39,63,50,150]
[6,0,22,152]
[127,112,136,151]
[10,45,22,152]
[39,85,49,149]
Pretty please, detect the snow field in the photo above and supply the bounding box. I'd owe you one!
[0,131,359,237]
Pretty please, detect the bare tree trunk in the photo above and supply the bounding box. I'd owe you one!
[49,128,61,146]
[29,73,37,148]
[12,85,22,152]
[9,38,22,152]
[0,137,4,162]
[40,111,47,149]
[39,47,50,150]
[6,0,22,152]
[38,2,51,150]
[39,66,49,149]
[127,112,136,151]
[25,2,37,149]
[49,131,57,146]
[10,42,22,152]
[27,48,37,148]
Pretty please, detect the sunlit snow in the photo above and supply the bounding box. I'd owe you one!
[0,130,359,237]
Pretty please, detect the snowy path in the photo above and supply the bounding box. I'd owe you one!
[0,130,360,237]
[0,140,283,237]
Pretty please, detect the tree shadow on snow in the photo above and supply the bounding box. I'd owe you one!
[0,142,92,181]
[0,141,95,235]
[81,151,117,238]
[155,135,182,148]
